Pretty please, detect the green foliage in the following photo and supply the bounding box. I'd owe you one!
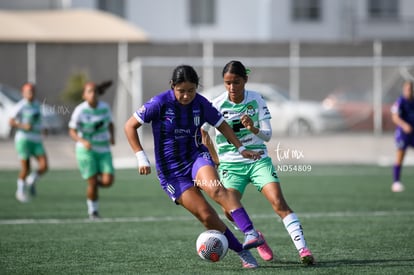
[1,166,414,274]
[60,72,89,105]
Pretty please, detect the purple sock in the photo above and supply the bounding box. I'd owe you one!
[393,165,401,182]
[230,207,254,233]
[224,227,243,252]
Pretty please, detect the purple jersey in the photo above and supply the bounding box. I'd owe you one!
[392,96,414,134]
[134,90,224,177]
[392,96,414,149]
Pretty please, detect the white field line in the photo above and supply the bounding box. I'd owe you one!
[1,210,413,225]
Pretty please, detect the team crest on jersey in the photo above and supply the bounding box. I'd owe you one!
[246,105,256,117]
[193,109,201,126]
[194,115,200,126]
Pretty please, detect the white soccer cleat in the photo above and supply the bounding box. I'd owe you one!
[391,182,405,192]
[15,191,29,203]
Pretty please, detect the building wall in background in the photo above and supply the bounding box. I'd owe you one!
[1,0,414,42]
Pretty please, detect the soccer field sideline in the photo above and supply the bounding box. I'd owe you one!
[1,209,413,225]
[4,133,414,169]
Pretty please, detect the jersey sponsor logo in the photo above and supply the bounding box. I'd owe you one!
[240,137,253,144]
[174,128,191,134]
[165,108,175,116]
[222,110,240,119]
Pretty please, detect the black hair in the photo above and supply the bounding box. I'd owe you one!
[222,60,248,80]
[170,65,200,89]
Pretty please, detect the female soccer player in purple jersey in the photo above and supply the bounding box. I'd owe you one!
[124,65,265,268]
[391,80,414,192]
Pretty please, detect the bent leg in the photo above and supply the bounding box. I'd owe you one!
[177,186,243,253]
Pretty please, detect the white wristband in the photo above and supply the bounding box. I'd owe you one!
[135,151,150,167]
[237,146,246,154]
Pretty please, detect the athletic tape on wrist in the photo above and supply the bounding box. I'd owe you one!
[135,151,150,167]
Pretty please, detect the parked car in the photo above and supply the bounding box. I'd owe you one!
[200,83,345,136]
[321,90,395,132]
[0,83,64,139]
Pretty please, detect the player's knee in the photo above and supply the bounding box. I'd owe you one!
[39,164,48,174]
[100,177,114,187]
[199,210,218,227]
[209,187,227,203]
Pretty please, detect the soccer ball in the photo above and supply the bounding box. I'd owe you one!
[196,229,229,262]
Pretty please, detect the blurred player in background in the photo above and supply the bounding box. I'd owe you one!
[124,65,265,268]
[69,81,115,219]
[391,80,414,192]
[9,82,48,202]
[202,60,315,265]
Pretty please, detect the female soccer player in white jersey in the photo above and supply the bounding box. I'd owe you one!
[202,60,315,265]
[9,83,48,202]
[124,65,268,268]
[69,82,115,219]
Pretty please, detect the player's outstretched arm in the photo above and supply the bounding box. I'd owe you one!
[216,121,261,161]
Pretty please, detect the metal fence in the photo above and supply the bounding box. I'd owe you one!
[115,41,414,140]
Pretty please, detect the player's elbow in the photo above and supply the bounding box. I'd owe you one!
[124,116,139,135]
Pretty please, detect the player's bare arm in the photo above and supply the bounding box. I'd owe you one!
[9,118,31,131]
[392,113,412,134]
[216,121,261,160]
[124,116,151,175]
[68,128,91,150]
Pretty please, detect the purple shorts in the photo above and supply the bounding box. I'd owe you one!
[158,152,215,203]
[395,130,414,150]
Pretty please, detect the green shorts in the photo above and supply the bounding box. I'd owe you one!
[15,139,46,160]
[76,147,114,180]
[218,157,279,194]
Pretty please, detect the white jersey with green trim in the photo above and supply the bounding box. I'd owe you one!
[68,101,113,153]
[210,90,272,163]
[10,99,43,143]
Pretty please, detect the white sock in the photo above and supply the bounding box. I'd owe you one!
[86,199,98,214]
[17,178,26,194]
[283,213,307,251]
[26,171,39,186]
